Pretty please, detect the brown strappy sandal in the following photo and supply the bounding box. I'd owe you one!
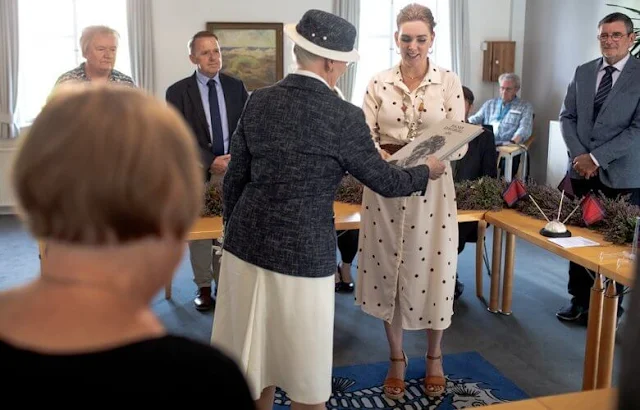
[383,351,408,400]
[424,354,446,397]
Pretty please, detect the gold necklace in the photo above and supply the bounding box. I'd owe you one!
[401,87,427,141]
[400,64,427,81]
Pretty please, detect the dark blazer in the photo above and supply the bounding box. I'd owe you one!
[222,74,431,278]
[559,56,640,189]
[453,125,498,182]
[166,71,248,181]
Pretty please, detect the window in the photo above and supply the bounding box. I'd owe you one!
[16,0,131,126]
[351,0,451,105]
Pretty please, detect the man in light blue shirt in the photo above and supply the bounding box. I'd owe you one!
[468,73,534,177]
[468,73,534,145]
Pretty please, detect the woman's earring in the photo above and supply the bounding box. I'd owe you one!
[429,47,434,55]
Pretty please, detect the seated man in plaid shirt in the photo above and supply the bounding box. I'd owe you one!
[468,73,534,177]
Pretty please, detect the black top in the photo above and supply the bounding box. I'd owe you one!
[1,334,255,406]
[453,125,498,183]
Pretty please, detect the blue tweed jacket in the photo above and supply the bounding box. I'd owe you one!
[222,74,431,278]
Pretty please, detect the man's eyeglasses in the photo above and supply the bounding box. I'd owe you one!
[597,32,630,42]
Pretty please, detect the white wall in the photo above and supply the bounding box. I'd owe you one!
[151,0,333,98]
[521,0,637,184]
[466,0,527,107]
[151,0,527,105]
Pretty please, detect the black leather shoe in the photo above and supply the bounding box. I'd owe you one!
[335,264,355,293]
[336,281,355,293]
[556,303,588,322]
[194,287,215,311]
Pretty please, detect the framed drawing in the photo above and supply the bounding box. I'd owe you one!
[206,22,284,91]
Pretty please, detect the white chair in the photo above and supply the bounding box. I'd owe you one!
[496,134,535,182]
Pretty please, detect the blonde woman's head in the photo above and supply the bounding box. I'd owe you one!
[11,84,203,246]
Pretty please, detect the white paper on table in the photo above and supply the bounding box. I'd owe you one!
[548,237,601,248]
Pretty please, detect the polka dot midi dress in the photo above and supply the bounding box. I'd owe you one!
[355,61,467,330]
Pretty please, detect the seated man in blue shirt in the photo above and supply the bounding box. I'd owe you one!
[468,73,534,177]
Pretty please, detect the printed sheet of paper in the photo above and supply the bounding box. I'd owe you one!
[387,118,484,166]
[548,237,601,249]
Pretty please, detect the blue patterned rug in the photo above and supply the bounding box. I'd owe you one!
[274,351,528,409]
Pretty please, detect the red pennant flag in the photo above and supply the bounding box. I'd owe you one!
[581,194,605,226]
[557,173,575,199]
[515,179,528,199]
[503,179,528,207]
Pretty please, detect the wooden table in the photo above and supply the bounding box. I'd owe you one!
[188,206,487,241]
[483,209,636,390]
[169,204,487,299]
[483,209,630,314]
[598,256,635,288]
[38,203,487,301]
[481,388,617,409]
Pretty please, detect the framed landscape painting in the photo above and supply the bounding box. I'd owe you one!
[206,22,283,91]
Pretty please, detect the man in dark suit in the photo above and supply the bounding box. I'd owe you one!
[557,12,640,323]
[166,31,248,311]
[452,86,498,299]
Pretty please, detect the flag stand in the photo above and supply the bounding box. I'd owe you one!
[539,190,572,238]
[540,222,572,238]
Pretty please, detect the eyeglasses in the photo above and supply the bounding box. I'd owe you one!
[597,32,630,42]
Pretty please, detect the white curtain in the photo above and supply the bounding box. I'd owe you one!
[127,0,155,92]
[0,0,19,138]
[334,0,360,102]
[449,0,470,86]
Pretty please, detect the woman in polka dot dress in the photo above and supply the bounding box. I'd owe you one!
[354,3,468,401]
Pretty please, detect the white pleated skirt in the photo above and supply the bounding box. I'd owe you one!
[211,250,335,404]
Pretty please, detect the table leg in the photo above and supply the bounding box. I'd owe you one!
[596,281,618,389]
[582,273,604,390]
[165,282,172,300]
[475,220,488,300]
[489,226,503,313]
[501,232,516,315]
[38,241,46,267]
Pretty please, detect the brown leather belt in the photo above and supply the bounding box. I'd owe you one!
[380,144,405,155]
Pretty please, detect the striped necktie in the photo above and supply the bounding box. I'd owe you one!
[593,65,616,118]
